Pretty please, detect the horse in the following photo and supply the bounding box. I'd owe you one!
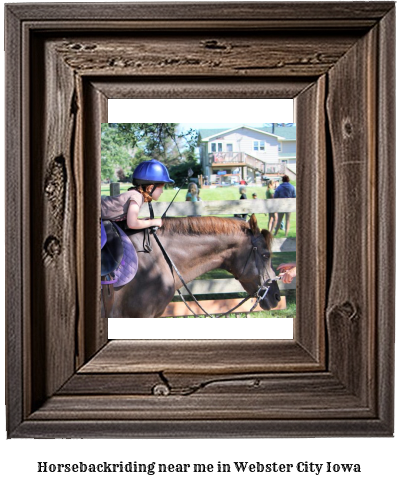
[110,214,281,317]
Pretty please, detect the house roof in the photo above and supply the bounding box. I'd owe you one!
[199,124,296,141]
[278,153,296,158]
[272,125,296,140]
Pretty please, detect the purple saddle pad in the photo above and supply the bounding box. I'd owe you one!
[113,224,138,288]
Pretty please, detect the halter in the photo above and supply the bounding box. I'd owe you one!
[151,226,279,318]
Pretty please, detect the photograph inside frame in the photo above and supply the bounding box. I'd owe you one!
[101,120,296,338]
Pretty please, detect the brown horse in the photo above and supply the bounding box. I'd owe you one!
[110,214,281,317]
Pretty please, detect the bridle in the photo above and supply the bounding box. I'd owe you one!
[151,227,280,318]
[235,231,280,295]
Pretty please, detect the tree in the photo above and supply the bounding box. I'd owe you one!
[101,123,199,181]
[114,123,197,163]
[101,124,133,181]
[168,155,202,187]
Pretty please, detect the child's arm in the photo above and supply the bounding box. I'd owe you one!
[126,202,163,230]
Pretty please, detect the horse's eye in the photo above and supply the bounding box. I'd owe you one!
[262,253,269,259]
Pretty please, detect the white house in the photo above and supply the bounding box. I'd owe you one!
[199,124,296,184]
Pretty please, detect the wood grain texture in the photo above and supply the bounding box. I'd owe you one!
[376,6,395,433]
[7,2,394,22]
[30,36,78,409]
[14,418,390,439]
[81,81,109,362]
[5,2,395,438]
[29,393,371,421]
[79,340,322,374]
[325,25,377,403]
[295,76,327,365]
[59,371,354,398]
[92,79,312,100]
[58,372,163,396]
[53,34,360,78]
[5,4,25,437]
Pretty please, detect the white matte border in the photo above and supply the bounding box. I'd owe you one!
[108,317,294,339]
[108,98,294,124]
[107,98,294,338]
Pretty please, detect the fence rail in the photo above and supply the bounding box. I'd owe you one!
[177,277,296,296]
[140,198,296,217]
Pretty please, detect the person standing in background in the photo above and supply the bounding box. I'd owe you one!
[265,179,277,233]
[273,175,296,237]
[234,186,248,219]
[186,182,200,202]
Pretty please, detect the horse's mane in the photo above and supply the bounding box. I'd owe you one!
[160,216,248,236]
[160,216,272,249]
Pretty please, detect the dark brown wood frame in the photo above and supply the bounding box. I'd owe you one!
[5,2,395,438]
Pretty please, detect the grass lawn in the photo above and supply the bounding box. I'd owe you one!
[102,183,296,318]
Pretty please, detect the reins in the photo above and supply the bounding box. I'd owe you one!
[147,209,279,318]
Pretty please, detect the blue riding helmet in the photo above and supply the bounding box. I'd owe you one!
[133,159,174,186]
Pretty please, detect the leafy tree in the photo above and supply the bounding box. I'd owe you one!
[101,123,199,182]
[101,124,133,181]
[116,168,130,182]
[168,158,202,187]
[116,123,197,154]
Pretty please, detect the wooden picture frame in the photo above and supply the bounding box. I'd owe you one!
[5,2,395,438]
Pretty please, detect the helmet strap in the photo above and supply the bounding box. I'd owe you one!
[148,184,157,196]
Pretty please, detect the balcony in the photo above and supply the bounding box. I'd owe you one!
[209,152,246,165]
[209,152,286,175]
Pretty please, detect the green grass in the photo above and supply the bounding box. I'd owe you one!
[102,183,296,318]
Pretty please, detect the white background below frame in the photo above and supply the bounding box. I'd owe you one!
[108,318,294,340]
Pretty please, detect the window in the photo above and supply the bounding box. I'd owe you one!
[278,142,282,152]
[218,142,223,151]
[226,143,233,152]
[254,141,265,151]
[211,142,216,152]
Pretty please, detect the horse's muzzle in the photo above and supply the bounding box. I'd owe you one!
[259,280,281,310]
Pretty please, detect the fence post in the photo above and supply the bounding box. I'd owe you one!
[110,182,120,196]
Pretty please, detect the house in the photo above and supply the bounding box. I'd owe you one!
[199,124,296,184]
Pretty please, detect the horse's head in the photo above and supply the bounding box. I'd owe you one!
[237,214,281,311]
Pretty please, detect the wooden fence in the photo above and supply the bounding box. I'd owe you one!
[139,197,296,317]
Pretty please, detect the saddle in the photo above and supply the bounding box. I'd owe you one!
[101,220,124,279]
[100,220,139,317]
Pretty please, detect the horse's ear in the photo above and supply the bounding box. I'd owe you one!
[249,214,260,235]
